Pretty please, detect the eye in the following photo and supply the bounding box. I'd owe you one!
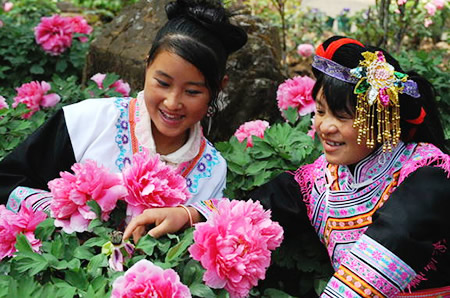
[316,109,325,116]
[185,89,202,95]
[155,78,169,87]
[336,113,353,120]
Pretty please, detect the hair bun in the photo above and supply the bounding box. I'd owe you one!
[165,0,247,54]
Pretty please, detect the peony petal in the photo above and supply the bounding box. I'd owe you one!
[41,93,61,107]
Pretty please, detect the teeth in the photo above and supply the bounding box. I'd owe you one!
[326,141,344,146]
[161,110,183,120]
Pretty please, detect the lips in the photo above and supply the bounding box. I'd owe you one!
[159,109,184,123]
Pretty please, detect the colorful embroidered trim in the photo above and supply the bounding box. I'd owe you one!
[114,97,133,171]
[396,285,450,297]
[128,97,140,154]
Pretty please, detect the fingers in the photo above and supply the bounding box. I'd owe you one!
[131,226,146,244]
[148,220,172,239]
[123,210,156,241]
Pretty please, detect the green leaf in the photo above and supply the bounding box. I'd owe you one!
[34,218,56,241]
[87,254,108,275]
[14,233,33,253]
[227,161,245,175]
[86,200,102,219]
[55,59,68,73]
[182,259,204,286]
[165,232,193,263]
[65,269,89,291]
[135,235,157,255]
[245,160,269,175]
[74,246,95,260]
[12,251,48,275]
[30,64,44,74]
[283,107,299,125]
[102,73,120,89]
[67,258,81,271]
[263,288,296,298]
[189,283,216,297]
[83,236,110,248]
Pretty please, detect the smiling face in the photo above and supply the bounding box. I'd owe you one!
[314,92,374,165]
[143,50,211,152]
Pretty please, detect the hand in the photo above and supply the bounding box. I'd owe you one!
[123,206,200,243]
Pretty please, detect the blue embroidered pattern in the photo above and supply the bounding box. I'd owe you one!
[114,97,133,171]
[185,141,220,194]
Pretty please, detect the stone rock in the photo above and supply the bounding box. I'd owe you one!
[84,0,285,142]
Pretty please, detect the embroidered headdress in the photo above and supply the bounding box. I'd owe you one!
[312,38,421,151]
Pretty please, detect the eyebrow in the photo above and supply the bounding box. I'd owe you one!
[155,70,206,87]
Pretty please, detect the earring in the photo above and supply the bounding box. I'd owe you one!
[206,105,215,118]
[206,105,215,135]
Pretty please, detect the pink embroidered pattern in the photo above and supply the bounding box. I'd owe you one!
[398,143,450,184]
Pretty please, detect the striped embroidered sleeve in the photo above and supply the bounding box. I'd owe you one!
[7,186,53,213]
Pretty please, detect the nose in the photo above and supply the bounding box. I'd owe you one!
[319,116,338,135]
[163,91,183,110]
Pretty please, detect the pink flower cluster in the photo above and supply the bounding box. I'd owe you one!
[3,2,13,12]
[111,259,191,297]
[424,0,446,16]
[91,73,131,97]
[122,150,190,220]
[276,75,316,118]
[12,81,60,119]
[0,205,47,260]
[0,96,8,110]
[297,43,315,57]
[34,14,92,56]
[234,120,270,148]
[48,160,127,233]
[189,199,284,298]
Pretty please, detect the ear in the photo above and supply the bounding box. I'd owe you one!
[220,75,229,90]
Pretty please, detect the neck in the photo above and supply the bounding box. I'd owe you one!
[151,122,189,155]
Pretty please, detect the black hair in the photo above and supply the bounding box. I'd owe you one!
[146,0,247,113]
[312,36,448,153]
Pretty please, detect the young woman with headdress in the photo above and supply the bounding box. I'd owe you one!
[250,36,450,297]
[0,0,247,241]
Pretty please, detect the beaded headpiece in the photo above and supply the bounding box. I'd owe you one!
[312,49,421,152]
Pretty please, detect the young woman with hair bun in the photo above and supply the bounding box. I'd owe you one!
[251,36,450,297]
[0,0,247,241]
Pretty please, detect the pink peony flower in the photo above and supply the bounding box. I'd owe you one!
[234,120,270,148]
[34,15,73,56]
[424,18,433,27]
[48,160,127,233]
[0,96,8,110]
[90,73,131,97]
[111,80,131,97]
[68,16,92,42]
[122,150,190,220]
[433,0,446,9]
[277,75,316,118]
[12,81,60,118]
[3,2,13,12]
[397,0,407,5]
[15,205,47,252]
[0,205,47,260]
[189,199,283,298]
[91,73,106,89]
[297,43,315,57]
[111,259,191,297]
[0,206,21,260]
[424,2,437,15]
